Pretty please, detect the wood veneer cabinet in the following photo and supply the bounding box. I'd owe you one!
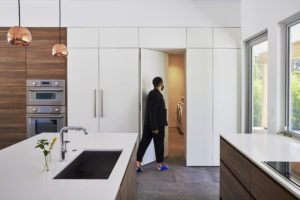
[116,144,137,200]
[220,137,297,200]
[26,28,67,80]
[0,27,67,149]
[0,47,26,149]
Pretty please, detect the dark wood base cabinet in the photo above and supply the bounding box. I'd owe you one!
[220,137,298,200]
[116,144,137,200]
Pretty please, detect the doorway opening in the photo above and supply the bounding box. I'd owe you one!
[167,52,186,164]
[140,48,186,167]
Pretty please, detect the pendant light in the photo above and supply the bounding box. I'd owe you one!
[7,0,32,46]
[52,0,68,57]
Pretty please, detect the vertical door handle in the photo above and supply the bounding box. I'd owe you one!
[101,89,104,118]
[94,89,97,118]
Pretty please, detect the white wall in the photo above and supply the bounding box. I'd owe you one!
[0,0,240,27]
[241,0,300,133]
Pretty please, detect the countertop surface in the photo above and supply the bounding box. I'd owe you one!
[0,132,138,200]
[221,132,300,198]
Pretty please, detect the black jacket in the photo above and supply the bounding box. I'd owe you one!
[144,88,168,130]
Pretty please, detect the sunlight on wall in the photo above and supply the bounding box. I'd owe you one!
[168,54,185,127]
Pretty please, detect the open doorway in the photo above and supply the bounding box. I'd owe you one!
[140,48,186,166]
[167,53,186,164]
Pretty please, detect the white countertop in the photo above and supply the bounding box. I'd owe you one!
[221,132,300,198]
[0,132,138,200]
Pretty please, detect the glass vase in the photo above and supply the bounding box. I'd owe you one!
[43,154,50,172]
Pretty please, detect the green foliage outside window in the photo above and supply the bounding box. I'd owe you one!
[290,59,300,131]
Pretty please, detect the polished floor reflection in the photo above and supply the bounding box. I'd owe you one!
[137,127,220,200]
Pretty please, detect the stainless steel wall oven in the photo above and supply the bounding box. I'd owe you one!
[26,80,66,138]
[27,106,66,138]
[26,80,65,106]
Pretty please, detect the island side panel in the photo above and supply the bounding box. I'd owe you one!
[116,144,137,200]
[220,137,297,200]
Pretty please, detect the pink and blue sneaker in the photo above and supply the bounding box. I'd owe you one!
[136,166,143,173]
[158,164,168,171]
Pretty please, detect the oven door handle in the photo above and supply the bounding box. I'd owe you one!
[28,88,64,92]
[27,114,64,118]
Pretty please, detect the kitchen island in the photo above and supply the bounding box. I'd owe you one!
[220,132,300,200]
[0,132,138,200]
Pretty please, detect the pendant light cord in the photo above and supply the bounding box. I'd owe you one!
[59,0,61,44]
[18,0,21,26]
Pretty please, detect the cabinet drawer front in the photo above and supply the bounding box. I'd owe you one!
[220,138,252,190]
[220,161,251,200]
[251,166,295,200]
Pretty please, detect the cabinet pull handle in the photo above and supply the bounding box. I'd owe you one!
[101,89,104,118]
[94,89,97,118]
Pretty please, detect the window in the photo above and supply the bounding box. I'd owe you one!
[287,21,300,134]
[246,33,268,133]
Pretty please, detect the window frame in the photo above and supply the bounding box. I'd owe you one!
[245,32,268,133]
[286,19,300,135]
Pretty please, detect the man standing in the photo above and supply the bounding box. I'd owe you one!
[136,77,168,172]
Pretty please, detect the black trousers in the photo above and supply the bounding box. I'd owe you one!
[137,125,165,163]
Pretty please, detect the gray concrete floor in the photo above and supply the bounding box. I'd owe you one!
[137,127,220,200]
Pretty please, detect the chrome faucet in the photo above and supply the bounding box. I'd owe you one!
[60,126,88,161]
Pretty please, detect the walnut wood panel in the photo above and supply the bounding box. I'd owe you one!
[0,133,27,149]
[0,28,66,49]
[26,28,66,49]
[116,144,137,200]
[0,45,26,150]
[26,47,66,79]
[220,138,252,191]
[0,48,26,85]
[220,161,251,200]
[251,165,296,200]
[220,136,297,200]
[0,85,26,110]
[0,27,67,150]
[0,110,26,124]
[0,28,12,48]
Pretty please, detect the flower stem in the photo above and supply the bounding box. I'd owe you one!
[43,155,49,172]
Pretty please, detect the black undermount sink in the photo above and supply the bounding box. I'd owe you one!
[54,150,122,179]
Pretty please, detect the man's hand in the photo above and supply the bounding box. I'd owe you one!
[152,129,159,134]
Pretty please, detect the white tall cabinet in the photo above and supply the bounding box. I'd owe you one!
[99,49,139,133]
[186,27,241,166]
[68,28,139,133]
[67,27,241,167]
[67,48,99,132]
[67,28,99,132]
[186,49,213,166]
[212,49,241,166]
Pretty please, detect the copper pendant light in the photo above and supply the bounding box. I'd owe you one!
[52,0,68,57]
[7,0,32,46]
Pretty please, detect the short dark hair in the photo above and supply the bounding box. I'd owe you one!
[153,77,163,87]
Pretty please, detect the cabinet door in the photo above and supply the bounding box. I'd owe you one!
[67,28,98,48]
[67,49,99,132]
[139,28,186,49]
[186,49,213,166]
[213,28,241,49]
[251,165,295,200]
[213,49,241,166]
[187,28,213,48]
[99,28,138,48]
[0,47,26,149]
[99,49,139,133]
[140,48,169,165]
[220,162,251,200]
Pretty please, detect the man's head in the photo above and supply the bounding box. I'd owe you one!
[153,77,164,91]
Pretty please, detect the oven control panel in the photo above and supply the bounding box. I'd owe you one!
[26,80,65,87]
[27,106,66,114]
